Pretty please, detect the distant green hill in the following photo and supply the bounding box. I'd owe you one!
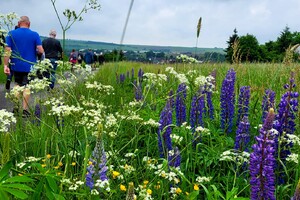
[41,36,225,54]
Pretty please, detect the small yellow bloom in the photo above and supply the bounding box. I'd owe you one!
[46,154,51,159]
[143,180,149,185]
[155,184,161,190]
[194,184,199,191]
[71,162,76,166]
[112,171,120,179]
[175,187,182,194]
[147,189,152,195]
[42,159,46,162]
[54,166,59,170]
[18,173,23,176]
[58,161,63,166]
[41,164,47,168]
[120,184,126,191]
[88,161,93,165]
[57,172,62,176]
[186,192,189,196]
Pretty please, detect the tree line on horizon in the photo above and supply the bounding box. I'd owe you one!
[225,26,300,63]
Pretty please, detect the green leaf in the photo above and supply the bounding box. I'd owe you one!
[5,176,33,183]
[0,161,12,182]
[188,190,199,200]
[46,176,58,193]
[53,193,66,200]
[0,189,10,200]
[2,183,34,191]
[1,188,28,199]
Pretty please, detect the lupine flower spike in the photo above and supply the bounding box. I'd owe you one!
[249,108,276,200]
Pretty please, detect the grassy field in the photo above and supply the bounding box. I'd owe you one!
[0,61,299,199]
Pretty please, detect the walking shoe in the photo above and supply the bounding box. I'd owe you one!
[5,80,11,90]
[22,109,31,118]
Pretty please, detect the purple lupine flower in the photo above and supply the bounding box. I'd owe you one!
[205,90,214,120]
[175,83,187,126]
[157,98,173,158]
[133,80,143,101]
[86,139,108,190]
[119,73,125,83]
[236,86,250,125]
[273,73,298,184]
[169,90,175,109]
[291,178,300,200]
[126,71,130,79]
[220,69,236,134]
[138,68,144,82]
[168,146,181,168]
[190,91,205,133]
[261,89,276,123]
[234,116,250,152]
[34,104,41,126]
[249,108,276,200]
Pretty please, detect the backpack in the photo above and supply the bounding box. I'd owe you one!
[78,54,82,60]
[72,53,77,60]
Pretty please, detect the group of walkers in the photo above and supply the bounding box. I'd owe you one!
[69,48,105,69]
[1,16,62,117]
[0,15,106,118]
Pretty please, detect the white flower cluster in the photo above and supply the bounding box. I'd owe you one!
[85,81,114,95]
[44,97,83,118]
[176,54,199,64]
[285,133,300,146]
[27,77,51,92]
[0,12,18,32]
[165,67,188,84]
[195,126,211,136]
[60,178,84,191]
[137,187,153,200]
[219,150,250,165]
[170,134,183,145]
[143,118,160,127]
[286,153,298,164]
[143,72,168,87]
[0,109,16,132]
[94,179,110,192]
[57,78,74,87]
[120,164,136,174]
[194,75,215,92]
[128,100,144,108]
[195,176,212,184]
[154,164,180,184]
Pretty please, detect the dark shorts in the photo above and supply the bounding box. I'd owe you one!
[14,71,30,86]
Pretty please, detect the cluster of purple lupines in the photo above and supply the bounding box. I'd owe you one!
[234,116,250,152]
[169,90,175,109]
[119,73,126,83]
[249,108,276,200]
[190,91,205,133]
[261,89,276,123]
[133,80,143,101]
[220,69,236,134]
[86,140,108,190]
[175,83,187,126]
[273,74,299,184]
[236,86,250,125]
[204,89,214,120]
[157,98,173,158]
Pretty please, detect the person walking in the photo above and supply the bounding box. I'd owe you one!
[42,29,63,89]
[84,48,94,67]
[69,49,77,72]
[3,16,44,117]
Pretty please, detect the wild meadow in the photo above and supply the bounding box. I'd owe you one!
[0,60,300,199]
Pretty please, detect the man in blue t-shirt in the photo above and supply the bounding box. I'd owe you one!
[3,16,44,117]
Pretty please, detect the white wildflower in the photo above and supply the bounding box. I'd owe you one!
[0,109,16,132]
[195,176,212,184]
[286,153,298,164]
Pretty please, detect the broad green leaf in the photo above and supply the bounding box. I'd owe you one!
[46,176,58,193]
[53,193,66,200]
[0,189,10,200]
[1,188,28,199]
[2,183,34,191]
[0,161,12,182]
[188,190,199,200]
[4,176,33,183]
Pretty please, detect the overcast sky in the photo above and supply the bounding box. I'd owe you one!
[1,0,300,48]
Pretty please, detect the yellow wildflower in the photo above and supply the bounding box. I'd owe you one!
[71,162,76,166]
[143,180,149,185]
[194,184,199,191]
[41,164,47,168]
[54,166,59,170]
[46,154,51,159]
[175,187,182,194]
[147,189,152,195]
[88,161,93,165]
[112,171,120,179]
[120,184,126,191]
[58,161,63,166]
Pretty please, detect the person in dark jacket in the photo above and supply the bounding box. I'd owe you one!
[42,29,63,89]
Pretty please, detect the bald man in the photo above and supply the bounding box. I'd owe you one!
[3,16,44,117]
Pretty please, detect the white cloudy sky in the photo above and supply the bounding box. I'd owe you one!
[1,0,300,48]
